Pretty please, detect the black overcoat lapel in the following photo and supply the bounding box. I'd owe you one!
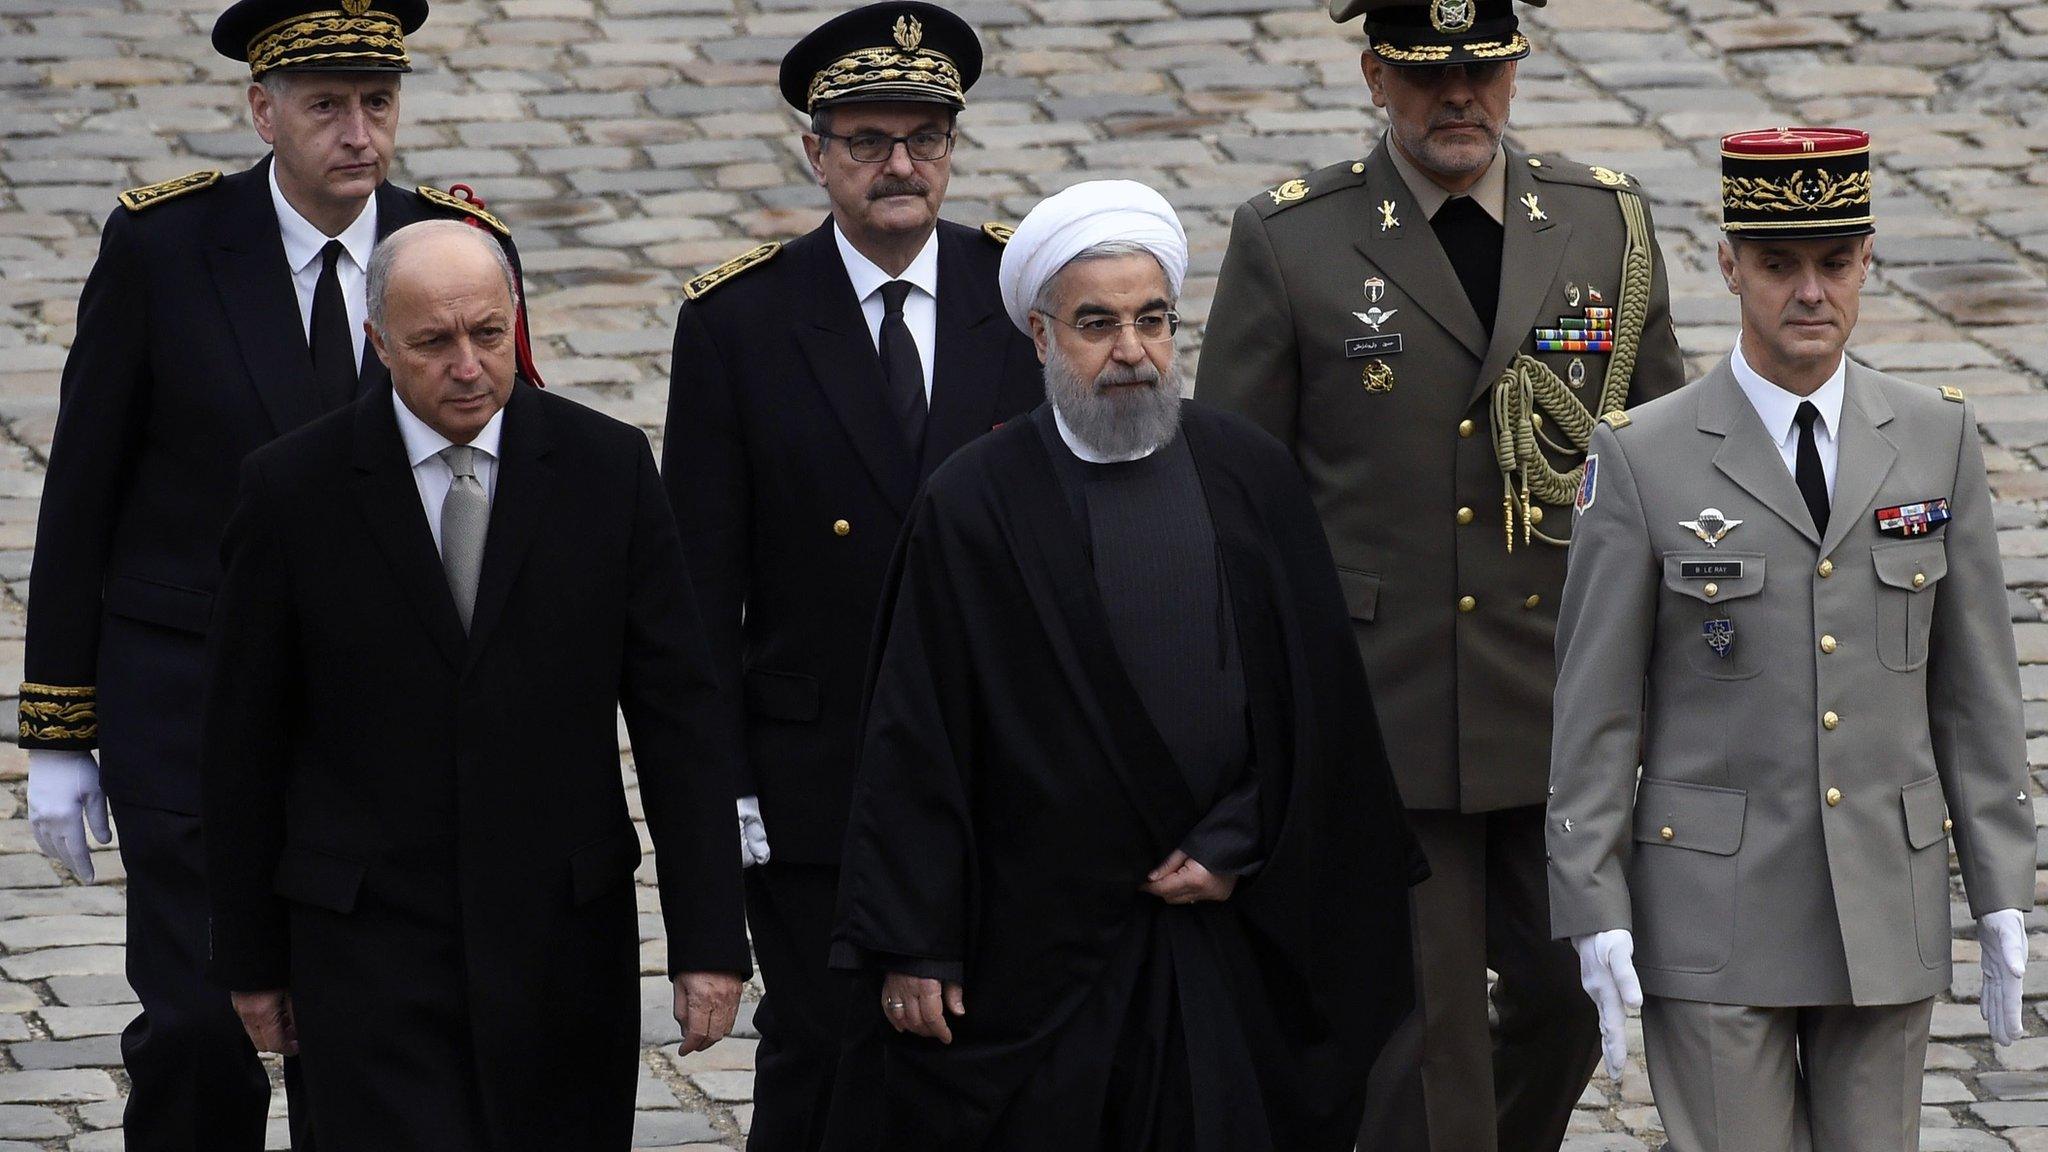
[921,226,1011,478]
[994,410,1203,855]
[790,221,919,515]
[349,389,469,668]
[463,383,555,670]
[207,156,322,436]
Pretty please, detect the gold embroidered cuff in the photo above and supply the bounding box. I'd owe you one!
[18,683,97,749]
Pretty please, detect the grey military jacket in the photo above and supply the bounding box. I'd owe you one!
[1547,358,2034,1007]
[1198,136,1685,813]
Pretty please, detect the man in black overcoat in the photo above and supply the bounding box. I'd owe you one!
[18,3,543,1146]
[202,221,749,1151]
[660,5,1043,1148]
[823,181,1421,1151]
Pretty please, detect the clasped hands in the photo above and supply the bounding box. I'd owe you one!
[1575,910,2030,1079]
[232,971,744,1057]
[881,849,1235,1045]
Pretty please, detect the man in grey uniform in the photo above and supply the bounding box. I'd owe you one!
[1196,2,1685,1148]
[1548,127,2034,1152]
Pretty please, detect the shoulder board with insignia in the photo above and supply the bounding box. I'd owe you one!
[417,185,509,237]
[1940,385,1966,404]
[1527,157,1641,193]
[982,222,1014,245]
[684,242,781,302]
[119,170,221,212]
[1254,158,1370,219]
[1601,410,1631,430]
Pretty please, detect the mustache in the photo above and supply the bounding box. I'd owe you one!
[868,177,931,201]
[1095,363,1162,389]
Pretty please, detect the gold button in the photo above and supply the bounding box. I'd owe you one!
[1529,158,1543,168]
[1822,710,1839,731]
[1524,595,1542,610]
[1659,826,1674,841]
[1352,162,1366,174]
[1530,506,1545,525]
[1943,818,1954,833]
[1458,419,1475,438]
[1818,559,1835,578]
[1820,635,1837,654]
[1457,507,1475,526]
[1703,582,1719,598]
[1458,596,1477,613]
[1825,787,1842,807]
[1912,572,1926,589]
[833,519,851,537]
[1531,412,1545,429]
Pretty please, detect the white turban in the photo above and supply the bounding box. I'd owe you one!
[998,180,1189,336]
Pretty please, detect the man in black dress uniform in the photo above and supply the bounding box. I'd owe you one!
[661,5,1043,1149]
[18,3,539,1147]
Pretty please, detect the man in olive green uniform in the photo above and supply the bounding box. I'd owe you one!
[1550,128,2033,1152]
[1196,2,1686,1149]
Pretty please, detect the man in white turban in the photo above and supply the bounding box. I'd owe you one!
[821,181,1423,1152]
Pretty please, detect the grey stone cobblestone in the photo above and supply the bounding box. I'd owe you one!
[0,0,2045,1146]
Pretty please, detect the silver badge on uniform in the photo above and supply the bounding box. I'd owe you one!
[1354,306,1400,332]
[1680,508,1743,548]
[1702,617,1735,659]
[1364,277,1387,304]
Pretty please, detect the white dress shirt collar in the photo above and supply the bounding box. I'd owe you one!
[1052,404,1160,464]
[392,388,506,470]
[1731,336,1846,447]
[833,222,939,304]
[269,159,377,277]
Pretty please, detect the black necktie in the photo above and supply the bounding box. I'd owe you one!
[1794,401,1830,536]
[878,280,927,457]
[1431,195,1504,336]
[310,239,357,411]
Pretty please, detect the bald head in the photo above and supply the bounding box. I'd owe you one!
[367,219,516,337]
[364,220,521,445]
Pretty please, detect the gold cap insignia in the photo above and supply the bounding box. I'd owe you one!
[1431,0,1475,35]
[342,0,370,14]
[894,13,923,52]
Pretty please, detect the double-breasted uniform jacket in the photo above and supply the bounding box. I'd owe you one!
[1546,360,2035,1007]
[662,217,1043,863]
[202,384,750,1147]
[1196,136,1687,812]
[19,156,530,815]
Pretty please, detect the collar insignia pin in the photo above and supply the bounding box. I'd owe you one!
[1521,192,1547,222]
[1680,508,1743,548]
[1379,200,1401,232]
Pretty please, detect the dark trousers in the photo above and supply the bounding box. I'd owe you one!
[746,862,852,1152]
[1357,805,1599,1152]
[112,799,313,1152]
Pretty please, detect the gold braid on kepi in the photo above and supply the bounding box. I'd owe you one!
[779,3,983,114]
[211,0,429,81]
[1490,189,1652,551]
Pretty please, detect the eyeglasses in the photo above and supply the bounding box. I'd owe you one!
[1036,310,1181,345]
[816,130,956,164]
[1398,61,1509,87]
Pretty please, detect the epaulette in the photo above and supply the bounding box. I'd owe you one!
[982,222,1014,245]
[1940,385,1966,404]
[1253,158,1371,219]
[684,242,781,302]
[1526,156,1641,194]
[1600,410,1632,430]
[417,185,509,238]
[119,170,221,212]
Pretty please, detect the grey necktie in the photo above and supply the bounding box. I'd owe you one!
[438,444,489,631]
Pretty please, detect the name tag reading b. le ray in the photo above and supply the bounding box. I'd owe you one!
[1346,334,1404,359]
[1680,561,1744,580]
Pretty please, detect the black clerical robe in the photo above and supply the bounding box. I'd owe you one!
[824,402,1420,1152]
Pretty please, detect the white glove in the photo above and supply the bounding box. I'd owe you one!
[1573,929,1643,1079]
[737,796,770,869]
[1980,907,2028,1046]
[27,750,112,883]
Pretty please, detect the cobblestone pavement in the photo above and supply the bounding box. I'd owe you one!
[1,0,2046,1148]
